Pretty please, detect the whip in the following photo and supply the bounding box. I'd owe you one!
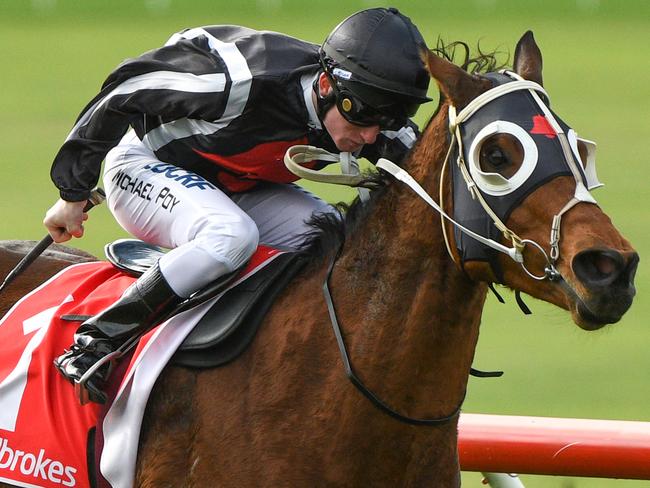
[0,188,106,294]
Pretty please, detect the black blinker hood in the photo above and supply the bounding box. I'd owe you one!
[451,72,576,278]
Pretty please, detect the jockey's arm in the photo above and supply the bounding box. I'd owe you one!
[49,39,231,203]
[46,37,232,240]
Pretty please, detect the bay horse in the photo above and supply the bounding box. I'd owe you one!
[0,32,638,487]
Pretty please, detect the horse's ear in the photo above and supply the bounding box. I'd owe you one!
[420,48,482,108]
[513,31,543,86]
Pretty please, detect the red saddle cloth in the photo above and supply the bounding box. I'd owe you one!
[0,262,130,487]
[0,246,283,488]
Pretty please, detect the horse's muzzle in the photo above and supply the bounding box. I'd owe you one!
[571,248,639,329]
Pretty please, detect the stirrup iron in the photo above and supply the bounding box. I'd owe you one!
[74,336,142,405]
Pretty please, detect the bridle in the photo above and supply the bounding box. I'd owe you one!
[379,71,601,283]
[440,70,600,281]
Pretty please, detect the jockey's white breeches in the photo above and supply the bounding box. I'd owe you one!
[103,131,333,298]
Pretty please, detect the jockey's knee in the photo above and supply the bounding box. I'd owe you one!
[160,214,259,298]
[195,213,259,271]
[226,214,260,268]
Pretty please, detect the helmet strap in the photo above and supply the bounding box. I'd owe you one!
[313,72,337,125]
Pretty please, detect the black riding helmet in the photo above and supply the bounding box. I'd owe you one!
[317,7,432,130]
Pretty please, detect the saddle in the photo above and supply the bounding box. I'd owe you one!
[105,239,306,368]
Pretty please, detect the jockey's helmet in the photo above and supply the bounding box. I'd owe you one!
[319,7,432,130]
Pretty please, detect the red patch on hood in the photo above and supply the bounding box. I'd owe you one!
[530,115,557,138]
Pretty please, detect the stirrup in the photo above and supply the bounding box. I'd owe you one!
[74,350,120,405]
[74,331,147,405]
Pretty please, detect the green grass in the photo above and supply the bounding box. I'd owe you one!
[1,2,649,486]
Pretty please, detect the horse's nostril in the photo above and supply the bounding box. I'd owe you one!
[572,249,625,287]
[592,253,618,277]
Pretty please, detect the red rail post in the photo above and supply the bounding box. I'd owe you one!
[459,414,650,479]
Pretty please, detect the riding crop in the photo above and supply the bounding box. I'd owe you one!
[0,188,106,295]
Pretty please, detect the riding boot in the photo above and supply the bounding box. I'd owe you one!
[54,262,182,404]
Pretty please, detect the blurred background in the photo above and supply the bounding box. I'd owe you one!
[1,1,648,486]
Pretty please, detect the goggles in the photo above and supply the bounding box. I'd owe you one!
[328,76,409,131]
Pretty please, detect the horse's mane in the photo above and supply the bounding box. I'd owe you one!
[431,38,508,74]
[299,173,389,264]
[300,40,508,265]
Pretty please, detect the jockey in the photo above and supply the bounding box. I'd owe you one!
[45,7,432,403]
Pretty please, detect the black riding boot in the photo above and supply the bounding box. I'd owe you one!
[54,263,182,404]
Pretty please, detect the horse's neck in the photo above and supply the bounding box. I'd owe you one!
[332,125,487,419]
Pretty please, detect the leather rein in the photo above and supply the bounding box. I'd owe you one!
[322,247,466,426]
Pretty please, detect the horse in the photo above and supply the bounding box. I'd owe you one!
[0,32,638,487]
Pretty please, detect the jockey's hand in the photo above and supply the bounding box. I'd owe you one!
[43,199,89,243]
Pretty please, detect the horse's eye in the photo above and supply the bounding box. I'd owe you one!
[478,134,524,178]
[482,146,508,168]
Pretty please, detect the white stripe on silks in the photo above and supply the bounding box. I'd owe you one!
[142,118,229,153]
[65,71,227,143]
[140,28,254,152]
[167,28,252,121]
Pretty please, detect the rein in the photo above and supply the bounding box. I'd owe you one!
[322,246,465,426]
